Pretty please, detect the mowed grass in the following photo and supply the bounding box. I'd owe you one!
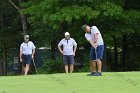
[0,72,140,93]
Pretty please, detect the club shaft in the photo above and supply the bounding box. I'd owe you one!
[33,60,38,74]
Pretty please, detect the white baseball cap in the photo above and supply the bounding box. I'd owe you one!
[24,35,29,38]
[65,32,70,36]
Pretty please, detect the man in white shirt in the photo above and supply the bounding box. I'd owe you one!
[58,32,77,73]
[82,24,104,76]
[20,35,36,76]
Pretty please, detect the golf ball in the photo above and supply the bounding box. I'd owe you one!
[106,75,109,78]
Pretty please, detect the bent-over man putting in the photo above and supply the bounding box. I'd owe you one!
[82,24,104,76]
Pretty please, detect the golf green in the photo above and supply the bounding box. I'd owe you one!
[0,72,139,93]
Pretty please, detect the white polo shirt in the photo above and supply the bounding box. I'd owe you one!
[58,38,77,55]
[20,41,36,55]
[85,26,104,45]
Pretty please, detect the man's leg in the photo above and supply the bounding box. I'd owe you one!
[65,64,68,73]
[63,55,69,73]
[70,64,74,73]
[87,61,96,76]
[90,60,96,72]
[24,64,30,75]
[90,61,93,72]
[23,66,25,74]
[69,55,75,73]
[24,55,32,76]
[87,47,97,76]
[22,55,26,75]
[97,59,102,73]
[95,45,104,76]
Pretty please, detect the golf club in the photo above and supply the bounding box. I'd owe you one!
[95,48,97,62]
[32,59,38,74]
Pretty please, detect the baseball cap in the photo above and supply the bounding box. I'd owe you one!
[24,35,29,38]
[65,32,70,36]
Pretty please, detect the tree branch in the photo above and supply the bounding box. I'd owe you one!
[8,0,20,11]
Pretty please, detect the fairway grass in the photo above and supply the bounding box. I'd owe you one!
[0,72,139,93]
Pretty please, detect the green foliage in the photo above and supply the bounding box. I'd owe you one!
[78,54,90,72]
[1,0,139,73]
[19,0,140,72]
[38,56,64,74]
[0,0,22,48]
[97,1,123,18]
[21,0,140,44]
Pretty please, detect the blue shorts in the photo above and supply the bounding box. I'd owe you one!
[63,55,75,65]
[90,45,104,61]
[22,54,32,66]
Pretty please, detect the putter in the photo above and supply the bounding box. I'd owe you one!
[32,59,38,74]
[95,48,97,62]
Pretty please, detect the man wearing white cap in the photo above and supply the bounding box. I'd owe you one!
[58,32,77,73]
[20,35,36,75]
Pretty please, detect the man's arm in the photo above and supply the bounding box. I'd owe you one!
[19,45,23,62]
[58,45,63,55]
[58,40,63,55]
[19,51,22,62]
[93,26,99,46]
[94,33,98,47]
[73,45,77,53]
[31,42,36,60]
[32,48,35,60]
[73,45,77,56]
[88,40,97,49]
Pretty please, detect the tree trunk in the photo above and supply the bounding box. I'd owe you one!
[122,34,127,71]
[0,13,4,75]
[113,36,118,71]
[8,0,28,35]
[20,14,28,35]
[0,13,4,28]
[19,0,28,35]
[2,46,7,75]
[102,45,108,71]
[0,12,5,75]
[50,40,56,60]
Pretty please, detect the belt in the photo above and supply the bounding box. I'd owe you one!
[23,54,31,56]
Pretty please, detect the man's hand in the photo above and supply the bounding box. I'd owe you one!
[73,52,75,57]
[60,51,64,55]
[32,55,34,60]
[92,44,97,49]
[94,43,98,48]
[20,58,23,63]
[88,40,98,49]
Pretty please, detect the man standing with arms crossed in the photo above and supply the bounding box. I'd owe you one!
[82,24,104,76]
[58,32,77,73]
[20,35,36,76]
